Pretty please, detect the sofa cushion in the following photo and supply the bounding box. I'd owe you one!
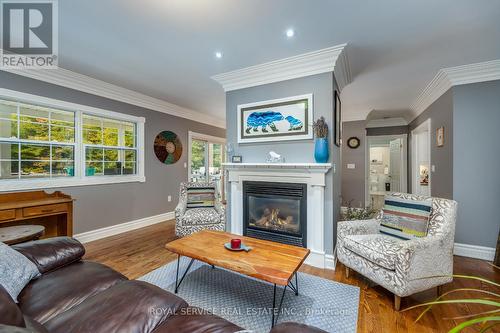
[18,261,127,324]
[186,187,215,208]
[379,195,432,240]
[343,234,406,270]
[152,307,242,333]
[0,242,40,302]
[181,208,221,225]
[45,281,188,333]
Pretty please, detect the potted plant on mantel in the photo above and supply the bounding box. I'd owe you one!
[313,116,329,163]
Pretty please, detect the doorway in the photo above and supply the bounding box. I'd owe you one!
[411,119,431,196]
[188,131,226,198]
[365,135,407,209]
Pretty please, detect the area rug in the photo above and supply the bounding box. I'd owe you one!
[139,258,359,333]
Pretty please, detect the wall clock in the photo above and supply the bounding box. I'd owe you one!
[154,131,182,164]
[347,137,360,149]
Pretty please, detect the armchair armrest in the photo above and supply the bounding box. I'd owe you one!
[12,237,85,274]
[337,219,379,238]
[214,200,225,217]
[175,197,187,220]
[396,235,454,280]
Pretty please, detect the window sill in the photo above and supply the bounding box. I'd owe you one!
[0,175,146,192]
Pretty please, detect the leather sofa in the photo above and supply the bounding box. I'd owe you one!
[1,237,326,333]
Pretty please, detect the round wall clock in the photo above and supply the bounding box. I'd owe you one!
[347,137,360,149]
[154,131,182,164]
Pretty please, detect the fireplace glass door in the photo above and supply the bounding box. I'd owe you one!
[247,196,301,236]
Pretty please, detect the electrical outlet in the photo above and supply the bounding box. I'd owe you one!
[167,195,172,202]
[184,162,187,168]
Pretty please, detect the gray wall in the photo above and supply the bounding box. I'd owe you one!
[409,89,454,199]
[341,121,366,208]
[225,73,338,254]
[366,126,409,136]
[0,71,225,234]
[452,80,500,248]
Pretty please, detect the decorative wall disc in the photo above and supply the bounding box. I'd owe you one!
[154,131,182,164]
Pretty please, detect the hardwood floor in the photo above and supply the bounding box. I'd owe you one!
[84,221,499,333]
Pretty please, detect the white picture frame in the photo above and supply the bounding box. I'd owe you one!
[237,94,313,143]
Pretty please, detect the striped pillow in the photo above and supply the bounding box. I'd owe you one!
[186,187,215,208]
[379,196,432,240]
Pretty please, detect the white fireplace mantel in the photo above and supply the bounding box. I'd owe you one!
[223,162,332,269]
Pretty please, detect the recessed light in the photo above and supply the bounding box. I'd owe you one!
[285,28,295,38]
[215,51,223,59]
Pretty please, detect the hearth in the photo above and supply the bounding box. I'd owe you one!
[243,181,306,247]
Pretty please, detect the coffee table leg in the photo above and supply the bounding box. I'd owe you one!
[271,284,288,328]
[287,273,299,296]
[174,255,195,294]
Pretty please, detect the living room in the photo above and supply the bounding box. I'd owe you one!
[0,1,499,333]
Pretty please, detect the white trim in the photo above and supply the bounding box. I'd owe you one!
[74,211,174,243]
[411,119,432,195]
[2,67,226,129]
[410,59,500,120]
[237,94,313,143]
[454,242,496,261]
[324,254,336,270]
[0,89,146,191]
[212,44,351,92]
[365,117,408,128]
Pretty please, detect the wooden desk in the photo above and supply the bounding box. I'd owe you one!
[0,191,73,238]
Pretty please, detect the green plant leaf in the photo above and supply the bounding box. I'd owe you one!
[448,316,500,333]
[479,322,499,333]
[406,299,500,323]
[445,309,500,320]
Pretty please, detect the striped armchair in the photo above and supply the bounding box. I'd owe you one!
[337,192,457,310]
[175,182,226,237]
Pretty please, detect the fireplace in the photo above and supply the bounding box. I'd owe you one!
[243,181,306,247]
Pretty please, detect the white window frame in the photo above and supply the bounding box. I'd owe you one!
[0,88,145,192]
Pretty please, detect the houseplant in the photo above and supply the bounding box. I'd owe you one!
[313,116,329,163]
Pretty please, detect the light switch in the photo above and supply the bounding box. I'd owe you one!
[347,163,356,169]
[168,195,172,202]
[431,165,436,172]
[184,162,187,168]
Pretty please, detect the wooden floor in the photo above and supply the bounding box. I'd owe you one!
[84,221,499,333]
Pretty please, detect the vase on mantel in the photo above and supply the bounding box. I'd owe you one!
[314,137,329,163]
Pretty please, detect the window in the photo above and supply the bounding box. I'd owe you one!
[0,89,145,191]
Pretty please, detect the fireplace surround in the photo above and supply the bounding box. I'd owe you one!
[223,162,333,269]
[243,181,307,247]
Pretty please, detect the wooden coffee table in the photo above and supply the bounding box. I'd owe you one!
[165,230,310,327]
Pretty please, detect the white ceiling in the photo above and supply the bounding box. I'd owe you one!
[59,0,500,123]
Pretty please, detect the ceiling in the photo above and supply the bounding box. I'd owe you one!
[58,0,500,124]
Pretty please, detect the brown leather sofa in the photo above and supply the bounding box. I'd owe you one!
[1,237,326,333]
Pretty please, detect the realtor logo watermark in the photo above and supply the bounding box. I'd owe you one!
[0,0,58,68]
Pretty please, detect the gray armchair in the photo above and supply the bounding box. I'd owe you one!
[336,192,457,310]
[175,182,225,237]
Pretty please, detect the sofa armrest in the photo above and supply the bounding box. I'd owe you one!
[12,237,85,274]
[337,219,379,238]
[270,322,328,333]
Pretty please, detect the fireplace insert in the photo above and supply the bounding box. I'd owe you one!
[243,181,306,247]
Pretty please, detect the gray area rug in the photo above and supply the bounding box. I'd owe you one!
[139,258,359,333]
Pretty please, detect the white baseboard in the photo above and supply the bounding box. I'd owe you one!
[74,211,174,243]
[454,242,496,261]
[325,254,336,270]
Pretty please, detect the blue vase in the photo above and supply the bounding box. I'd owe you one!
[314,138,329,163]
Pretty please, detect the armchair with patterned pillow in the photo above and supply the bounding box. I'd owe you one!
[175,182,226,237]
[336,192,458,310]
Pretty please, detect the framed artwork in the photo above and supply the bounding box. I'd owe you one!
[154,131,182,164]
[419,164,429,186]
[436,126,445,147]
[237,94,313,143]
[334,90,342,147]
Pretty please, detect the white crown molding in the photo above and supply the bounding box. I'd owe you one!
[1,67,226,129]
[410,59,500,120]
[211,43,352,92]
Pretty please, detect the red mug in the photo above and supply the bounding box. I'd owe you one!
[230,239,241,249]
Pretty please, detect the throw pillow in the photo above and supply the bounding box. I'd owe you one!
[0,242,40,302]
[186,187,215,208]
[379,196,432,240]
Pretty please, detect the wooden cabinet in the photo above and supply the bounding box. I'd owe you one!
[0,191,74,238]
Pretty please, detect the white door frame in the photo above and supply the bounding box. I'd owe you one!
[365,134,408,206]
[411,119,432,195]
[187,131,226,181]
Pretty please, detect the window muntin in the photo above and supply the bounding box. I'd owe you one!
[83,114,137,177]
[0,97,140,183]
